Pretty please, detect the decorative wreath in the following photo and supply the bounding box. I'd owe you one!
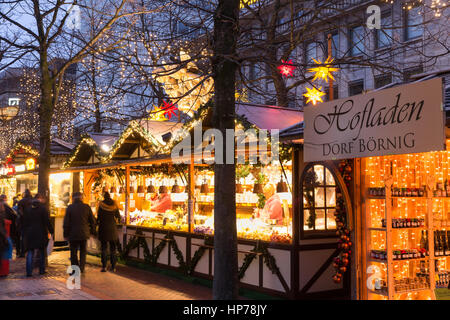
[332,160,353,284]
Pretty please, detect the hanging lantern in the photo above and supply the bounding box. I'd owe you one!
[200,178,210,194]
[119,187,124,194]
[172,181,181,193]
[276,176,288,193]
[129,186,135,193]
[137,186,145,197]
[277,59,296,77]
[308,57,339,83]
[110,186,117,194]
[147,183,156,194]
[303,86,325,105]
[253,183,263,194]
[159,185,168,194]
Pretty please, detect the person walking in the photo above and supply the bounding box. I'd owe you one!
[0,195,18,255]
[97,192,121,272]
[0,203,8,275]
[16,190,32,258]
[22,194,53,277]
[63,192,96,273]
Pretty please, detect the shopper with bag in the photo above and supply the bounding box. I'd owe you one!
[63,192,96,273]
[16,190,33,258]
[22,194,54,277]
[97,192,121,272]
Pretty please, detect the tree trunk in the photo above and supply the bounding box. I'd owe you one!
[38,60,54,200]
[212,0,240,300]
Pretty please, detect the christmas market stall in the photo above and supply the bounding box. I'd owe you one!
[61,102,305,298]
[0,139,75,244]
[283,75,450,300]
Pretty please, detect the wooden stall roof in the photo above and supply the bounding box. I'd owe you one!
[62,133,118,169]
[106,120,184,162]
[63,102,303,170]
[3,139,75,164]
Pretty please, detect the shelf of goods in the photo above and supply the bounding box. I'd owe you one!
[366,184,437,300]
[124,195,292,244]
[365,152,450,299]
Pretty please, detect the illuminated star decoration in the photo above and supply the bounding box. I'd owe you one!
[277,59,296,77]
[149,106,168,121]
[303,86,326,105]
[308,58,339,83]
[161,100,178,120]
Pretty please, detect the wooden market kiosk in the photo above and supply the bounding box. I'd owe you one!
[62,103,357,299]
[284,76,450,300]
[0,139,76,243]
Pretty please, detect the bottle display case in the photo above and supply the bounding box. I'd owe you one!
[365,150,450,299]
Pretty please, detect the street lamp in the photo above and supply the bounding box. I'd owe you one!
[0,105,19,121]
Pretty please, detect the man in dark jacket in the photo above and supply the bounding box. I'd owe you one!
[22,194,54,276]
[16,189,33,257]
[97,192,121,272]
[63,192,96,273]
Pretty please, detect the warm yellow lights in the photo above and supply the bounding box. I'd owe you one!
[303,86,325,105]
[308,58,339,83]
[25,158,36,171]
[148,106,168,122]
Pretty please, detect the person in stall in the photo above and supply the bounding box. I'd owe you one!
[150,188,172,213]
[254,183,283,225]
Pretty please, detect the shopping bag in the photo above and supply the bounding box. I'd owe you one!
[47,236,54,256]
[1,237,13,260]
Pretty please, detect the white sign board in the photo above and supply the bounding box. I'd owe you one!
[304,78,445,162]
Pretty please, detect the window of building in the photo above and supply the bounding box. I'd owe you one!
[403,66,423,82]
[376,11,393,48]
[305,42,317,65]
[348,79,364,96]
[302,164,338,234]
[349,25,365,56]
[404,6,423,41]
[374,73,392,89]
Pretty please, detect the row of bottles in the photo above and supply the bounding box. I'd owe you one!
[369,179,450,198]
[382,218,425,228]
[370,249,428,260]
[434,180,450,197]
[434,230,450,257]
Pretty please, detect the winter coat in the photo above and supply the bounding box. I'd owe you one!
[22,200,54,251]
[3,204,18,240]
[63,199,96,241]
[97,199,121,241]
[16,196,32,232]
[0,210,7,253]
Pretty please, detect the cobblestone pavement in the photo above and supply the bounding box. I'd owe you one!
[1,250,212,300]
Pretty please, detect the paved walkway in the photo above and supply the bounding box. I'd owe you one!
[0,250,212,300]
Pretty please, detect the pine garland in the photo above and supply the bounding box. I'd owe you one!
[120,232,281,281]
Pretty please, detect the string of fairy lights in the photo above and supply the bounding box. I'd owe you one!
[0,70,76,157]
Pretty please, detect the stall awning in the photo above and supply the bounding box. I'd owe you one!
[235,103,303,130]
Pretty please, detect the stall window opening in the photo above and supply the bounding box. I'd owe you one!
[302,164,337,235]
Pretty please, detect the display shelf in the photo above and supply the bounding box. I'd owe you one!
[365,177,437,300]
[368,227,386,231]
[368,257,430,263]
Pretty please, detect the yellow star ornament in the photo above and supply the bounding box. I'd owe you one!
[308,58,339,83]
[149,106,168,121]
[303,86,325,105]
